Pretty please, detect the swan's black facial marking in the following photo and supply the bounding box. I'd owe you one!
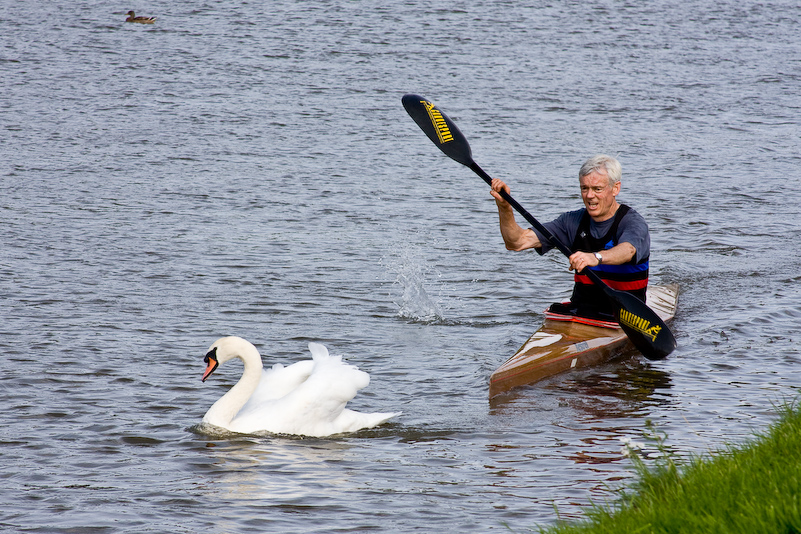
[202,346,219,382]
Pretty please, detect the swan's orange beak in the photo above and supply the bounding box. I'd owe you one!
[202,350,219,382]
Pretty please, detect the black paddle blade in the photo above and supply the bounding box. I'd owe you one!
[613,290,677,360]
[401,94,474,167]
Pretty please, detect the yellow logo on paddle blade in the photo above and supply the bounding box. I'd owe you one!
[619,309,662,342]
[422,100,454,145]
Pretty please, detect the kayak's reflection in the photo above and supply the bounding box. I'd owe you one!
[488,354,673,418]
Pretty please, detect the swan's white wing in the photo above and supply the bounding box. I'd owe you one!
[311,351,370,403]
[298,356,400,435]
[241,359,315,409]
[250,342,331,404]
[259,354,372,435]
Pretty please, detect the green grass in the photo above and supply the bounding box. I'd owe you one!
[540,400,801,534]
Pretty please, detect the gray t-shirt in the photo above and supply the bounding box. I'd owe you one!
[531,206,650,263]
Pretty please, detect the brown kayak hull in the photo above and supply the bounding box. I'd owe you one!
[489,284,679,398]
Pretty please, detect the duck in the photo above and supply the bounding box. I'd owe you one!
[125,11,156,24]
[200,336,401,437]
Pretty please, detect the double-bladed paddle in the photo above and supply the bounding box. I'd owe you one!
[401,93,676,361]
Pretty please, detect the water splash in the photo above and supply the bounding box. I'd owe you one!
[381,244,445,323]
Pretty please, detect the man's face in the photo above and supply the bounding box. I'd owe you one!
[580,170,620,222]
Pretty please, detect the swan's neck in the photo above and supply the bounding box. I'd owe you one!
[203,351,263,428]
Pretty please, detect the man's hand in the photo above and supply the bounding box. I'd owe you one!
[569,251,600,272]
[570,243,636,271]
[490,178,511,206]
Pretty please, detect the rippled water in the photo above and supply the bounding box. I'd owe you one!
[3,0,800,532]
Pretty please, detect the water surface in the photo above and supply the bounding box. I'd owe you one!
[2,0,800,532]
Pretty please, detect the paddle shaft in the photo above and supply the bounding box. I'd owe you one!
[469,161,614,293]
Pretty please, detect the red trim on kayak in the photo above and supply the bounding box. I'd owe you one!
[544,310,620,329]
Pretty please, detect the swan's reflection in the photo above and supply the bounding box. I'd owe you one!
[201,437,359,503]
[187,436,383,532]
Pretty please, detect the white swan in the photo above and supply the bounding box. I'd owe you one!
[200,336,400,437]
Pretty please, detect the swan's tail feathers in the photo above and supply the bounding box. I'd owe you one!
[308,342,347,365]
[307,343,366,392]
[340,409,402,432]
[308,342,329,361]
[367,411,402,427]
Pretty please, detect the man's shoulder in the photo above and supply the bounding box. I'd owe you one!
[619,204,649,228]
[548,208,586,234]
[618,204,650,260]
[558,208,587,223]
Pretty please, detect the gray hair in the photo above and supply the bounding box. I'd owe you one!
[578,155,621,185]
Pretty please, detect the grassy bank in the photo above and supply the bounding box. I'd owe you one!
[541,400,801,533]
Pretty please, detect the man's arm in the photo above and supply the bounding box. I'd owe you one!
[568,242,636,272]
[490,179,541,251]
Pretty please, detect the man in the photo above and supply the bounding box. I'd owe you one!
[489,155,650,321]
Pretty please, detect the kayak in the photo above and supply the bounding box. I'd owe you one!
[489,284,679,398]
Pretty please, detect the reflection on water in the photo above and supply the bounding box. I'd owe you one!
[490,355,673,418]
[203,438,355,502]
